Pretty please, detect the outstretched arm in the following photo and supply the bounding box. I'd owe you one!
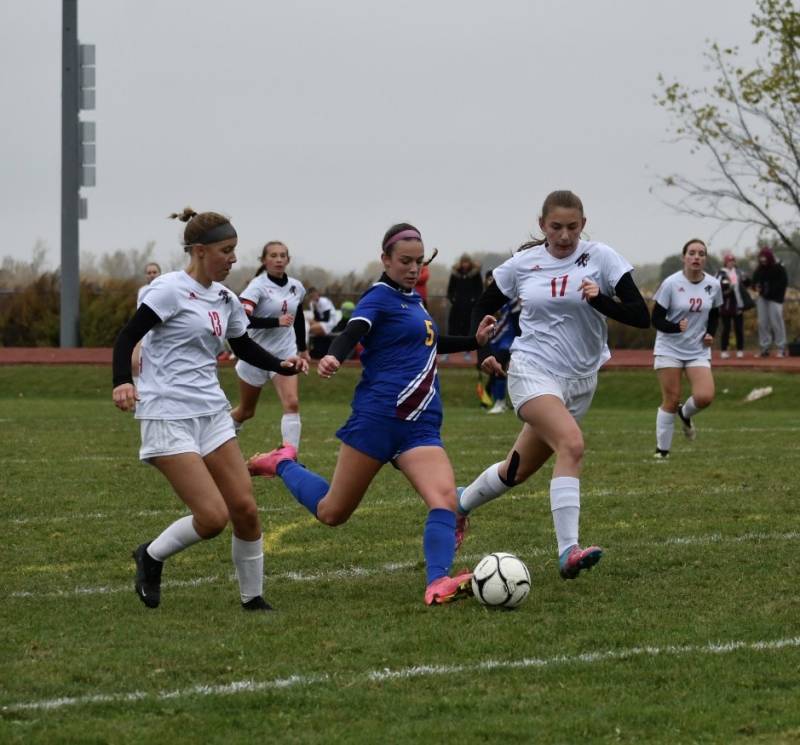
[228,334,308,376]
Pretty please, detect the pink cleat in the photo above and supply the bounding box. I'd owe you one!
[559,544,603,580]
[247,443,297,478]
[424,571,474,605]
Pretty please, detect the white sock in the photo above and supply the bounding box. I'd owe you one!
[148,515,202,561]
[458,463,510,514]
[681,396,700,418]
[232,416,243,434]
[550,476,580,556]
[232,535,264,603]
[656,407,675,452]
[281,413,301,449]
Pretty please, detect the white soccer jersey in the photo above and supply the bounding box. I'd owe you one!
[136,285,148,307]
[136,271,249,420]
[312,295,335,321]
[492,240,633,377]
[653,271,722,360]
[239,273,306,358]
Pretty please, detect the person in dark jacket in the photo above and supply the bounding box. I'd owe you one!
[715,252,754,358]
[752,247,788,357]
[447,253,483,338]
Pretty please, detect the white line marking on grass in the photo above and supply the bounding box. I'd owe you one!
[11,575,220,598]
[4,636,799,713]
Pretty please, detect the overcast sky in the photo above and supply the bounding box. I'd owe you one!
[1,0,764,276]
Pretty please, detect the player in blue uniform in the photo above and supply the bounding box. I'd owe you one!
[247,223,496,605]
[482,270,521,414]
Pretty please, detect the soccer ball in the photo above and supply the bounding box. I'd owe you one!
[471,552,531,609]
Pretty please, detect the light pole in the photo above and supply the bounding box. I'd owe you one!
[60,0,95,347]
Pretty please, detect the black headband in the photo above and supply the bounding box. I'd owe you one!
[192,222,238,246]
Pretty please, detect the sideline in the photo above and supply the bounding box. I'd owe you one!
[4,635,799,713]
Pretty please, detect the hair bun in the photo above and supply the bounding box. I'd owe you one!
[168,207,198,223]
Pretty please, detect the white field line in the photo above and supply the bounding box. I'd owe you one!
[6,480,790,527]
[4,636,799,714]
[9,531,800,600]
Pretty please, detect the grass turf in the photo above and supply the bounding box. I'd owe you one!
[1,365,799,743]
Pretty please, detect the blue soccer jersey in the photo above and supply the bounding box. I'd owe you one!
[349,281,441,423]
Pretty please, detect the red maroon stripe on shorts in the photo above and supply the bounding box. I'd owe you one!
[396,365,436,420]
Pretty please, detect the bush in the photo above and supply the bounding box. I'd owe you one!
[0,275,138,347]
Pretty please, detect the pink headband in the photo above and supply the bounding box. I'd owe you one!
[383,229,422,251]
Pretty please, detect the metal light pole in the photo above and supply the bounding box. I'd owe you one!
[60,0,95,347]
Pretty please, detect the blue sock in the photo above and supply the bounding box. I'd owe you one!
[493,377,507,401]
[277,461,329,518]
[423,508,456,584]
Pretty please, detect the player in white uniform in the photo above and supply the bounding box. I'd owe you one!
[455,191,650,580]
[231,241,309,450]
[652,238,722,458]
[112,208,308,612]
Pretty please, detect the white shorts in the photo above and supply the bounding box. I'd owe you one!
[139,410,235,462]
[653,355,711,370]
[235,358,276,388]
[507,357,597,423]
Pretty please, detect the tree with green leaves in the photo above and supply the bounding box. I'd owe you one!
[656,0,800,256]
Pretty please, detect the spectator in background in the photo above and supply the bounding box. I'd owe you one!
[137,262,162,306]
[715,252,753,358]
[752,247,788,357]
[415,263,430,307]
[331,300,356,333]
[308,288,341,337]
[447,253,483,360]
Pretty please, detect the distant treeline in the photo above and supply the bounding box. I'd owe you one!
[1,242,797,347]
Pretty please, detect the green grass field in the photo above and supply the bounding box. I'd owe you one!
[1,365,799,744]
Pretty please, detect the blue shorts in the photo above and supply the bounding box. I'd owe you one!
[336,412,443,464]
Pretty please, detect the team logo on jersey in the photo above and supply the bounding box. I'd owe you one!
[678,287,685,292]
[574,252,590,267]
[218,289,230,303]
[704,284,713,295]
[530,264,542,271]
[400,303,408,309]
[188,291,198,299]
[289,286,297,295]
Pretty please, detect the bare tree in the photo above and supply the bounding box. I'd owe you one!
[655,0,800,255]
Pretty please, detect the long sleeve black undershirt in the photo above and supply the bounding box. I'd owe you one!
[245,303,307,351]
[247,315,280,329]
[586,273,650,329]
[652,303,681,333]
[652,303,720,336]
[294,304,307,352]
[112,303,294,388]
[325,320,480,364]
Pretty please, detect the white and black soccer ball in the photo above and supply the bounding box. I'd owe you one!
[471,552,531,609]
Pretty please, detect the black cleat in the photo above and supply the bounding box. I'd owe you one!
[242,596,275,612]
[132,542,163,608]
[654,448,670,460]
[676,403,696,441]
